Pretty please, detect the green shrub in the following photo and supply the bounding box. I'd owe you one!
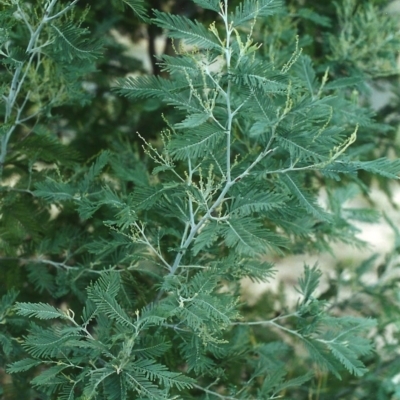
[1,0,400,398]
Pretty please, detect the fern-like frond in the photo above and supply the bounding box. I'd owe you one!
[327,342,368,377]
[174,113,211,129]
[294,55,317,95]
[87,285,134,328]
[115,75,204,112]
[152,11,223,50]
[6,358,42,374]
[295,264,321,303]
[50,22,102,62]
[0,332,13,355]
[131,183,168,211]
[90,271,121,298]
[221,217,288,255]
[15,302,67,320]
[192,220,221,256]
[269,371,314,396]
[133,336,171,358]
[229,190,287,216]
[132,358,194,390]
[192,0,220,12]
[34,179,76,201]
[102,373,128,400]
[26,264,56,294]
[30,364,70,387]
[15,131,81,166]
[301,337,342,379]
[23,325,82,358]
[187,270,218,294]
[277,135,327,163]
[354,158,400,179]
[320,160,358,180]
[83,367,124,399]
[230,0,283,27]
[123,367,169,399]
[158,54,201,76]
[240,260,275,282]
[281,174,331,221]
[234,58,287,92]
[324,75,363,90]
[318,316,377,378]
[169,124,225,160]
[80,151,110,191]
[121,0,148,20]
[114,75,178,100]
[193,293,235,327]
[0,289,19,316]
[178,335,216,374]
[296,8,331,27]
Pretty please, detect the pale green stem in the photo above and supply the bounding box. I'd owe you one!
[192,383,239,400]
[0,256,79,271]
[168,179,235,276]
[134,223,172,271]
[165,1,283,278]
[222,0,233,183]
[1,0,78,178]
[231,312,300,326]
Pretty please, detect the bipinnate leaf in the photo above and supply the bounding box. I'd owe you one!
[281,174,331,221]
[15,302,68,320]
[0,289,19,314]
[88,284,134,328]
[192,220,220,256]
[121,0,147,20]
[169,124,225,160]
[114,75,176,100]
[327,342,368,377]
[230,0,283,26]
[34,179,76,201]
[294,55,317,95]
[222,217,288,256]
[295,264,322,302]
[51,22,102,62]
[274,371,314,393]
[6,358,42,373]
[318,317,377,378]
[230,190,287,216]
[174,113,210,129]
[152,11,222,50]
[81,151,110,188]
[134,336,171,358]
[91,271,121,298]
[0,333,12,355]
[192,0,220,12]
[133,358,194,390]
[302,337,343,379]
[3,0,399,398]
[324,75,363,90]
[296,8,332,27]
[23,326,82,358]
[30,364,70,386]
[354,158,400,179]
[234,58,287,92]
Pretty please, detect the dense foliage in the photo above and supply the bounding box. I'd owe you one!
[1,0,400,398]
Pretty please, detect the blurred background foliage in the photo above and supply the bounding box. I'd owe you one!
[1,0,400,398]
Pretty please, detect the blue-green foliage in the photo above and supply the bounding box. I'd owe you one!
[2,0,400,398]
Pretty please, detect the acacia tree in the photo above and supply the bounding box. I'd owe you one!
[1,0,400,399]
